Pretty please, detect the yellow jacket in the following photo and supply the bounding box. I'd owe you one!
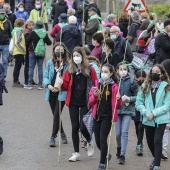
[13,31,26,56]
[29,9,48,23]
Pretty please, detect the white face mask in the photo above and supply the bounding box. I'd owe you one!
[19,8,24,12]
[73,56,82,64]
[119,70,128,77]
[101,73,109,81]
[35,5,41,9]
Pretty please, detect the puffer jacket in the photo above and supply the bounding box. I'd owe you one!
[136,81,170,126]
[56,24,82,55]
[118,76,139,116]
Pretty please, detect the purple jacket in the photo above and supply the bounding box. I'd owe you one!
[91,44,103,62]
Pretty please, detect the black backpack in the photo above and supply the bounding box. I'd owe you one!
[76,0,83,14]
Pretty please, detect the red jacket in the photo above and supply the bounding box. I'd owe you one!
[50,24,61,38]
[61,66,97,107]
[89,80,122,122]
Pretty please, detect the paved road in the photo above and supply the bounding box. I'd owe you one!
[0,37,170,170]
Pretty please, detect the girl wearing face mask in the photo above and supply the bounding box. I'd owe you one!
[15,3,29,21]
[24,19,35,87]
[89,63,122,170]
[60,47,97,162]
[44,42,69,147]
[133,70,146,156]
[115,62,138,165]
[136,64,170,170]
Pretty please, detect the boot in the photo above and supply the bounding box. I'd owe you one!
[116,147,121,159]
[136,144,143,156]
[61,132,68,144]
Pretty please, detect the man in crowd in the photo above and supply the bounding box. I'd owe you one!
[0,9,12,79]
[155,20,170,64]
[110,26,133,63]
[22,0,35,14]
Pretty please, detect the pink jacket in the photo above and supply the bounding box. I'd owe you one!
[89,81,122,122]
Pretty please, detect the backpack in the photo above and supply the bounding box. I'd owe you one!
[34,29,46,57]
[76,0,83,14]
[136,31,145,53]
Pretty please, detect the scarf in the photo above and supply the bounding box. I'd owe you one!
[0,19,7,30]
[24,28,32,34]
[151,80,161,93]
[99,78,114,86]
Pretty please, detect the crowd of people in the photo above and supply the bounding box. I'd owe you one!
[0,0,170,170]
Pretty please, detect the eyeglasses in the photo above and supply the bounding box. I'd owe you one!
[110,31,118,35]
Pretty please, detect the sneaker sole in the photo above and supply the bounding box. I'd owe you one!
[24,87,33,90]
[50,145,56,147]
[69,158,80,162]
[137,152,143,156]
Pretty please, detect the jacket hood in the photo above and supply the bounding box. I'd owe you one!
[11,27,23,37]
[133,20,141,26]
[34,28,46,38]
[59,0,67,5]
[88,56,100,67]
[68,25,80,38]
[89,14,102,22]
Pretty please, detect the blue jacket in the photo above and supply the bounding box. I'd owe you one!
[89,61,100,80]
[43,59,68,101]
[15,11,29,21]
[118,76,139,116]
[136,81,170,127]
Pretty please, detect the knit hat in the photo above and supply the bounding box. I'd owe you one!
[58,13,67,22]
[88,7,97,13]
[164,20,170,28]
[35,21,43,29]
[17,2,24,8]
[68,16,77,24]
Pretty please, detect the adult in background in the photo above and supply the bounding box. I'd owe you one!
[156,19,164,32]
[103,14,117,28]
[3,3,16,28]
[67,8,75,17]
[51,0,68,27]
[0,9,12,79]
[140,12,149,22]
[127,11,141,52]
[119,11,129,38]
[155,20,170,64]
[0,0,4,9]
[84,0,100,25]
[110,26,133,64]
[56,16,81,56]
[22,0,35,15]
[15,2,29,21]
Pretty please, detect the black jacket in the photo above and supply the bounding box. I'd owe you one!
[5,0,15,5]
[114,36,133,63]
[119,20,128,38]
[155,32,170,64]
[51,0,68,26]
[23,0,35,13]
[26,31,52,52]
[101,51,121,69]
[7,12,16,28]
[0,19,12,45]
[84,4,101,24]
[56,24,82,55]
[0,64,4,105]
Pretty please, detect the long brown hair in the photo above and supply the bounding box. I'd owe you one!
[52,42,69,65]
[68,46,89,75]
[141,64,170,95]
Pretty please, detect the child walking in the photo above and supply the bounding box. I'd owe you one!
[133,70,146,156]
[89,63,122,170]
[60,47,97,162]
[136,64,170,170]
[115,62,138,164]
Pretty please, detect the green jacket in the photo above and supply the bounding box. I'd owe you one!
[136,81,170,127]
[34,28,46,39]
[11,27,22,38]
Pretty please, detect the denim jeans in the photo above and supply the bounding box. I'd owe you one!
[0,45,9,77]
[28,53,44,86]
[115,114,132,156]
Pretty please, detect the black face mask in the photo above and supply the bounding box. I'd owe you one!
[55,52,64,58]
[137,80,144,86]
[151,73,161,81]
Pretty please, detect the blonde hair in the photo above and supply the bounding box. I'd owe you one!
[24,19,35,28]
[68,47,89,75]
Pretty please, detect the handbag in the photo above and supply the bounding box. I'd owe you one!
[9,38,14,55]
[83,109,93,137]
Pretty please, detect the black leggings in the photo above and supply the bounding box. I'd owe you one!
[69,104,91,152]
[49,95,65,138]
[145,124,166,166]
[93,119,112,164]
[134,121,144,145]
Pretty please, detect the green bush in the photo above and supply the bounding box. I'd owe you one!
[148,4,170,16]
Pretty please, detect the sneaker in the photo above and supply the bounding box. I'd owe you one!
[162,153,168,160]
[32,81,38,86]
[150,157,154,170]
[24,84,33,90]
[69,152,80,162]
[116,147,121,159]
[12,81,24,87]
[0,137,3,155]
[136,144,143,156]
[61,132,68,144]
[38,85,44,90]
[153,166,160,170]
[97,163,106,170]
[49,137,56,147]
[87,140,94,157]
[118,155,125,164]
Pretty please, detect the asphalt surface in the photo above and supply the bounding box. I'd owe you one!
[0,32,170,170]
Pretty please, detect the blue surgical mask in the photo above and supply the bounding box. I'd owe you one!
[111,34,117,41]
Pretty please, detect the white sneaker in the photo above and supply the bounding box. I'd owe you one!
[69,152,80,162]
[87,140,94,157]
